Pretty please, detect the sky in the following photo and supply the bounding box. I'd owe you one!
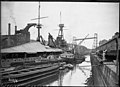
[1,1,119,49]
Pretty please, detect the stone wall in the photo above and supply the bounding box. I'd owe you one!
[1,32,30,49]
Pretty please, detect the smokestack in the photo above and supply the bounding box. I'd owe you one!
[8,23,11,35]
[15,25,17,34]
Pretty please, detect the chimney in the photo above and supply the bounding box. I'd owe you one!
[15,25,17,34]
[8,23,11,35]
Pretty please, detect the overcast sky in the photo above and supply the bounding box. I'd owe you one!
[1,1,119,49]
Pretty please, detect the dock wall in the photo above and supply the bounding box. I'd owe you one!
[90,53,118,87]
[1,32,30,49]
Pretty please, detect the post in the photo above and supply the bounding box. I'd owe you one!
[115,37,119,85]
[8,23,11,35]
[15,25,17,35]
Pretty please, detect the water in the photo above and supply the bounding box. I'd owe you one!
[44,55,92,86]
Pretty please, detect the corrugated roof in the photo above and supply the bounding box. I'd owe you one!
[44,46,62,52]
[1,41,62,53]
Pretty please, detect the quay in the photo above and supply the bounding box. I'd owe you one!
[90,53,119,86]
[90,35,119,87]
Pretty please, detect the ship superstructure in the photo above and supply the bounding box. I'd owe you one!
[54,12,68,51]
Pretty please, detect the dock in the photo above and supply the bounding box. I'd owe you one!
[90,36,119,87]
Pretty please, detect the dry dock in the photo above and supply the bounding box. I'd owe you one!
[90,36,119,87]
[90,53,119,86]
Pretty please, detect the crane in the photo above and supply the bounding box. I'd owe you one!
[72,33,98,53]
[78,34,89,45]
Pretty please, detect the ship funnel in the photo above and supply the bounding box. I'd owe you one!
[8,23,11,35]
[15,25,17,34]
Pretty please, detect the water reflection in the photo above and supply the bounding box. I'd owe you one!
[45,55,92,86]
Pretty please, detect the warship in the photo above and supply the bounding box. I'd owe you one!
[52,12,75,64]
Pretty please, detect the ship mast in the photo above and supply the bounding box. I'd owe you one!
[31,2,48,43]
[38,2,40,41]
[55,11,68,50]
[58,11,64,40]
[60,11,61,24]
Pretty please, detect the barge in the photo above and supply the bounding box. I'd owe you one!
[1,63,59,86]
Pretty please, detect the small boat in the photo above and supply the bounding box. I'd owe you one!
[60,52,74,59]
[59,66,65,70]
[59,62,66,66]
[59,62,66,70]
[60,52,74,63]
[64,64,74,69]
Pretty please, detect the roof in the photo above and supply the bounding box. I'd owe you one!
[45,46,62,52]
[1,41,62,53]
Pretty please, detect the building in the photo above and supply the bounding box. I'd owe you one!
[1,23,37,49]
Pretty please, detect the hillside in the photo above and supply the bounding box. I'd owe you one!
[75,45,91,55]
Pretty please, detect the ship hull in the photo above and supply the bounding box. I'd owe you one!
[61,56,74,63]
[1,63,59,86]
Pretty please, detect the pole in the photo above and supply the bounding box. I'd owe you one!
[38,2,40,41]
[60,11,61,24]
[116,37,119,86]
